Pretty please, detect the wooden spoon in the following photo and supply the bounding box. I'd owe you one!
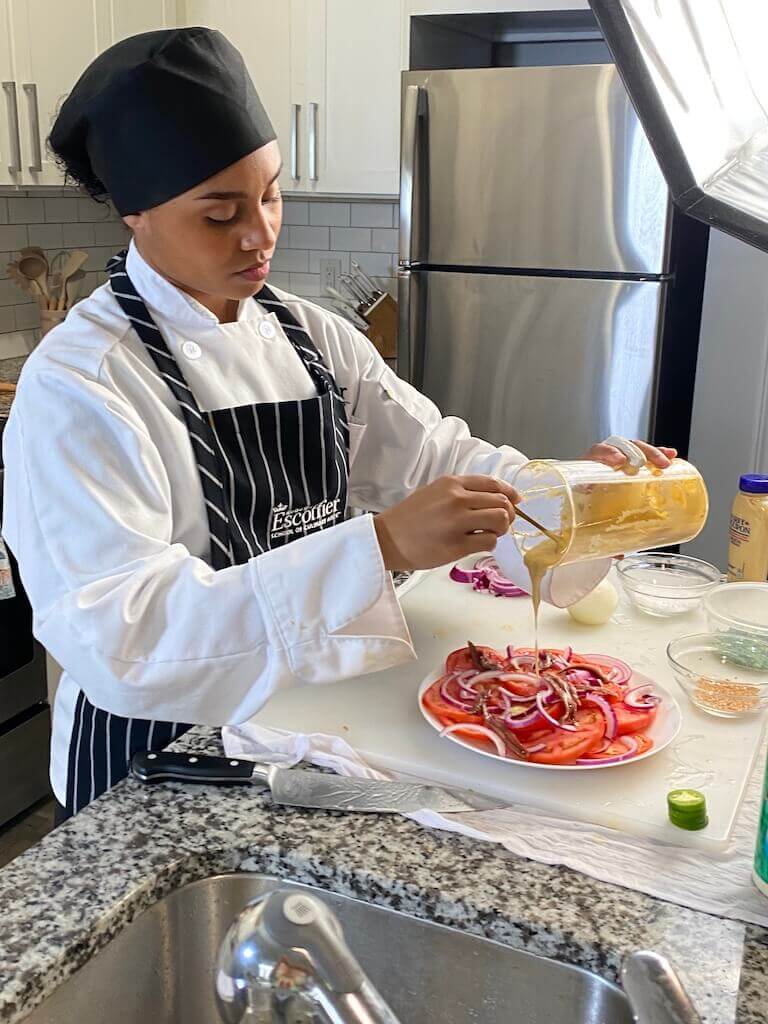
[57,250,88,310]
[18,254,51,307]
[64,269,86,309]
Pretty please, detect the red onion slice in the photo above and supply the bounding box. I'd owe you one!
[583,693,617,740]
[624,684,661,709]
[440,722,506,757]
[439,678,475,711]
[577,653,632,685]
[575,735,640,765]
[536,690,579,732]
[502,707,542,731]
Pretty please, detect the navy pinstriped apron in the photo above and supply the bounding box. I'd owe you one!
[62,251,349,817]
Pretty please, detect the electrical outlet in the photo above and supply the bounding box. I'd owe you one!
[319,258,342,293]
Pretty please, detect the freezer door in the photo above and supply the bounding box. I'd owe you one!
[401,66,670,274]
[415,271,664,460]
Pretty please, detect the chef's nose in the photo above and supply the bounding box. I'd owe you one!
[240,214,278,253]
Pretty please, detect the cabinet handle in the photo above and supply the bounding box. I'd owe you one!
[308,102,319,182]
[22,84,42,173]
[290,103,301,181]
[2,82,22,176]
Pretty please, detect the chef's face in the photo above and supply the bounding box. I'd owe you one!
[123,141,283,304]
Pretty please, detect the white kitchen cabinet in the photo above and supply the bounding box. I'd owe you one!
[2,1,179,187]
[0,0,23,187]
[315,0,401,195]
[180,1,400,196]
[180,1,293,192]
[10,0,100,185]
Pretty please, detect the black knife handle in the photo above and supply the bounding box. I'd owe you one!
[131,750,261,787]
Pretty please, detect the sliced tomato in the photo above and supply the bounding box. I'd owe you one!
[445,724,503,755]
[613,701,658,735]
[582,733,653,760]
[445,645,505,674]
[421,676,482,726]
[525,707,606,765]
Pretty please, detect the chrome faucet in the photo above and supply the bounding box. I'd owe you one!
[215,888,402,1024]
[622,951,702,1024]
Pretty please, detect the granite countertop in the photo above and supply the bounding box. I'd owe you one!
[0,727,765,1024]
[0,357,26,420]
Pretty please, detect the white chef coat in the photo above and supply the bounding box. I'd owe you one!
[1,241,526,802]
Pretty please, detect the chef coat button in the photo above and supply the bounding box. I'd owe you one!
[182,341,202,360]
[258,319,277,340]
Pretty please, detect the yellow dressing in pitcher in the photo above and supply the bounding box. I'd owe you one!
[513,459,708,663]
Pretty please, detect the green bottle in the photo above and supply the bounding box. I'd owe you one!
[754,752,768,897]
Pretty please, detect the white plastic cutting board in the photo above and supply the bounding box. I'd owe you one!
[253,566,767,851]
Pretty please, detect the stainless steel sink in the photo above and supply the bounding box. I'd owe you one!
[21,873,632,1023]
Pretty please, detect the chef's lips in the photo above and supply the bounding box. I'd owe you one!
[49,27,276,215]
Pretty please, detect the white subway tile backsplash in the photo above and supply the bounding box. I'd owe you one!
[267,271,292,290]
[308,250,350,275]
[289,272,322,297]
[43,198,79,222]
[372,228,398,253]
[350,203,394,229]
[14,303,40,330]
[93,221,129,246]
[285,225,330,250]
[62,222,96,248]
[351,251,397,279]
[77,197,112,222]
[0,306,15,332]
[1,192,401,336]
[7,198,45,224]
[309,202,351,227]
[270,248,310,273]
[27,223,63,249]
[0,224,29,252]
[330,227,371,251]
[281,201,309,226]
[0,279,23,306]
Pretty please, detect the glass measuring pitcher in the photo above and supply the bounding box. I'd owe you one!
[493,458,709,607]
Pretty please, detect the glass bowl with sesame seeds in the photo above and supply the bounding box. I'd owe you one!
[667,633,768,718]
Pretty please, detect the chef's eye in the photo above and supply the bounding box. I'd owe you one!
[263,191,282,205]
[206,213,238,225]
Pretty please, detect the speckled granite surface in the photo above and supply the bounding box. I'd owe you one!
[0,356,25,420]
[0,726,765,1023]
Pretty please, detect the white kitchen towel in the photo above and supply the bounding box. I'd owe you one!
[222,723,768,928]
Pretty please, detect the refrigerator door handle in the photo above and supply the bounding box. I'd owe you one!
[399,84,426,267]
[397,268,425,387]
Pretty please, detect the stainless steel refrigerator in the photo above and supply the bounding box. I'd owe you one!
[398,63,703,459]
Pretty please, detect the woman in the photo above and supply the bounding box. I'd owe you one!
[1,28,674,819]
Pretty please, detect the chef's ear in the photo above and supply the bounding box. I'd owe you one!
[122,213,143,231]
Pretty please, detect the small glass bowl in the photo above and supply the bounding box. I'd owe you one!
[667,633,768,717]
[705,582,768,646]
[616,552,722,617]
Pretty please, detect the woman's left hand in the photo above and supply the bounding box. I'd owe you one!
[585,440,678,470]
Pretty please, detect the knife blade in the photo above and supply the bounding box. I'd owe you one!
[131,751,499,814]
[351,260,382,299]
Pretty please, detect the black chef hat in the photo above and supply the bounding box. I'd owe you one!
[49,27,276,215]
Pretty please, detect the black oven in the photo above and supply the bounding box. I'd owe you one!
[0,465,51,825]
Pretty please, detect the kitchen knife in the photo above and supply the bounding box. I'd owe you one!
[340,273,371,307]
[351,260,382,299]
[131,750,499,814]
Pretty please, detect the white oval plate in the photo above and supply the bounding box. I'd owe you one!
[418,667,681,771]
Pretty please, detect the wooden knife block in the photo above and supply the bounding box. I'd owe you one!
[361,292,397,360]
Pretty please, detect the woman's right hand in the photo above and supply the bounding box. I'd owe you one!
[374,475,519,572]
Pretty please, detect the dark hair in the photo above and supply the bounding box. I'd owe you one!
[47,93,110,205]
[47,135,110,205]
